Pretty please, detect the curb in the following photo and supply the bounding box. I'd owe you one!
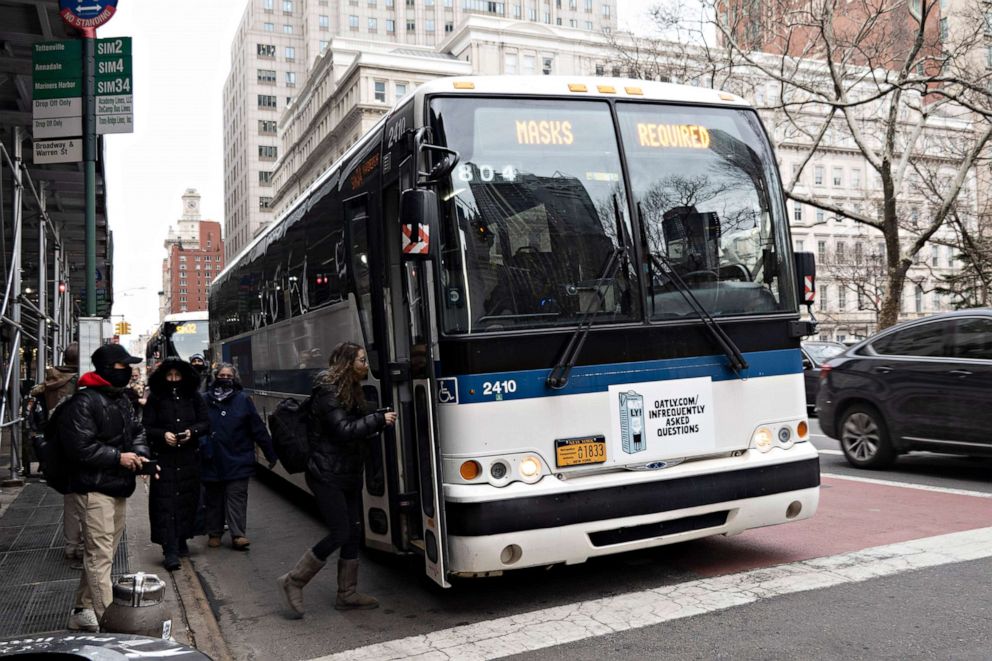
[172,558,234,661]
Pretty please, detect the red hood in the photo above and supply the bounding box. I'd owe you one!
[78,372,112,388]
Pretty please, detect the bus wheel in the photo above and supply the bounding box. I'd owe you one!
[839,404,896,469]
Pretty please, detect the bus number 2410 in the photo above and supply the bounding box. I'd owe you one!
[482,380,518,396]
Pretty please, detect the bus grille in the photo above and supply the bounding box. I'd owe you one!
[588,510,729,547]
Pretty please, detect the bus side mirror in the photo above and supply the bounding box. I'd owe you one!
[162,321,177,338]
[400,189,438,261]
[794,252,816,307]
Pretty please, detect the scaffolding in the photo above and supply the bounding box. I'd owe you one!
[0,128,74,486]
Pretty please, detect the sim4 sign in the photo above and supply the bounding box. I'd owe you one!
[59,0,118,30]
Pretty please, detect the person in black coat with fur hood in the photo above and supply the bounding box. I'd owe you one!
[142,358,210,570]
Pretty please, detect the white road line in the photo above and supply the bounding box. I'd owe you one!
[821,472,992,499]
[308,527,992,661]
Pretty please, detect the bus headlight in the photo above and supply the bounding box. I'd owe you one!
[518,456,542,480]
[751,427,774,453]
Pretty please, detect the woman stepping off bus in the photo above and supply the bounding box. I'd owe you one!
[277,342,396,616]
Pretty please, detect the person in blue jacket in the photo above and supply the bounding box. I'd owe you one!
[201,363,277,551]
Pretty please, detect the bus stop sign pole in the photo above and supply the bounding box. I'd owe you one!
[58,0,119,315]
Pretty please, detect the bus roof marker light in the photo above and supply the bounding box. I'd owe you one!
[625,86,643,95]
[718,92,737,101]
[453,81,475,89]
[597,85,616,94]
[568,83,588,92]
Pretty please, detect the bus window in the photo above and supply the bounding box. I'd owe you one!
[346,196,378,371]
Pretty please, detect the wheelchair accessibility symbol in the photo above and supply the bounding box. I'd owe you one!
[437,378,458,404]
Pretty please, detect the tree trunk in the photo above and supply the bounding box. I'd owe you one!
[878,260,911,329]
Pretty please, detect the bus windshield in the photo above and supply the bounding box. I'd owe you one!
[430,97,640,334]
[615,103,790,319]
[167,318,209,362]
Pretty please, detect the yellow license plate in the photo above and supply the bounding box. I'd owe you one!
[555,436,607,467]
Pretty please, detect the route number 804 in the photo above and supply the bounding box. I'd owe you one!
[457,164,517,183]
[482,379,518,396]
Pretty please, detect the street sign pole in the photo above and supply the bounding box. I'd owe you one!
[83,29,97,316]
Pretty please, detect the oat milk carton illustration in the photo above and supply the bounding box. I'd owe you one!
[619,390,646,454]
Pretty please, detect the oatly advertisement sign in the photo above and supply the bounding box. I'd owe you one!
[608,377,716,463]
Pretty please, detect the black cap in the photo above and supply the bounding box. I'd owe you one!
[92,344,142,370]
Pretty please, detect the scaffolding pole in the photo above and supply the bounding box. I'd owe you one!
[0,128,24,485]
[37,182,47,384]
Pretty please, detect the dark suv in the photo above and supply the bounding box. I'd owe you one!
[817,309,992,469]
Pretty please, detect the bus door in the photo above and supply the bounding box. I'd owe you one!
[393,159,450,587]
[344,193,395,555]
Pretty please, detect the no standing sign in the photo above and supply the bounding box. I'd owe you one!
[58,0,119,30]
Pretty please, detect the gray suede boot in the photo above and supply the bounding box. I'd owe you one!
[335,558,379,610]
[276,549,326,618]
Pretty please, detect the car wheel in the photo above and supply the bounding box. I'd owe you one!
[839,404,896,469]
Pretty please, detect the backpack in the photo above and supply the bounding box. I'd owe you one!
[268,396,312,474]
[32,397,74,494]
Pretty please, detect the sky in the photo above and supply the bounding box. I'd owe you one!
[105,0,661,341]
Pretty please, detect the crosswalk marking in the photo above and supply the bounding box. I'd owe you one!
[308,527,992,661]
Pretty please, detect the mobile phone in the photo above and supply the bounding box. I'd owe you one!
[177,431,191,441]
[376,407,393,414]
[138,459,159,475]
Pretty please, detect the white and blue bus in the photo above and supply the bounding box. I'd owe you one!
[209,76,820,587]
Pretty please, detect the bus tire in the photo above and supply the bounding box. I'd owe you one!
[839,403,896,469]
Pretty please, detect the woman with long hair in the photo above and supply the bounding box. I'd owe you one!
[276,342,396,617]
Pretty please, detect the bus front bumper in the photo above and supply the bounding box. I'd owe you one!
[443,445,820,575]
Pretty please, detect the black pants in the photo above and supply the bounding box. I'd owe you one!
[306,474,362,561]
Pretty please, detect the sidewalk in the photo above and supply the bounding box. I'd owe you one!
[0,475,230,660]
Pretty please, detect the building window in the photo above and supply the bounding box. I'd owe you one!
[406,20,415,31]
[319,39,329,51]
[386,19,395,32]
[838,287,847,310]
[258,119,277,134]
[601,3,610,16]
[395,82,407,98]
[818,284,827,312]
[263,0,274,11]
[814,165,824,185]
[505,52,517,74]
[832,167,842,187]
[283,23,293,33]
[542,56,553,75]
[836,241,846,263]
[285,71,296,86]
[793,203,802,222]
[816,209,824,224]
[257,43,276,58]
[285,46,296,61]
[915,285,923,313]
[319,14,329,30]
[368,17,378,31]
[796,239,804,252]
[263,22,274,31]
[817,240,826,263]
[257,69,276,84]
[259,145,278,159]
[522,53,535,74]
[374,81,386,102]
[283,0,293,14]
[257,94,277,109]
[850,168,861,188]
[426,18,435,32]
[445,21,454,32]
[939,17,948,41]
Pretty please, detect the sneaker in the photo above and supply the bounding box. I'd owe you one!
[67,608,99,632]
[232,536,251,551]
[163,554,181,572]
[208,536,222,548]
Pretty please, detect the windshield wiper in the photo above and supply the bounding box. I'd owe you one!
[638,203,749,376]
[546,195,629,390]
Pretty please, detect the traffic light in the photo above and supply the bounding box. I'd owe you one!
[114,321,131,336]
[123,321,131,335]
[58,281,66,294]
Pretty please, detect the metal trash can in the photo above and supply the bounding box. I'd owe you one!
[100,572,173,639]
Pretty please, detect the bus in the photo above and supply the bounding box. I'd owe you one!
[146,311,210,371]
[209,76,821,587]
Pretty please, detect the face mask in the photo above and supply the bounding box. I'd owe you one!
[213,378,234,389]
[101,367,132,388]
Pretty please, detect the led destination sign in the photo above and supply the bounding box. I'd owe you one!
[636,123,711,149]
[515,120,575,145]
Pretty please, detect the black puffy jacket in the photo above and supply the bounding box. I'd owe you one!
[307,374,385,489]
[57,372,149,498]
[143,359,210,544]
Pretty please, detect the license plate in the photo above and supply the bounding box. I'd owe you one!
[555,436,607,467]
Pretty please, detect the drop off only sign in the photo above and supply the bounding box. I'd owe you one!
[32,36,133,162]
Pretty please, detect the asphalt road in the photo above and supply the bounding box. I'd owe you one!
[186,425,992,661]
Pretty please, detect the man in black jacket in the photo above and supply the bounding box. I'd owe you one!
[60,344,150,632]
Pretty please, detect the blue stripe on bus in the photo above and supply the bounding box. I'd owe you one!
[442,348,802,405]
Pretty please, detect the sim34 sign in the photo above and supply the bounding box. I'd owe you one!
[59,0,119,30]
